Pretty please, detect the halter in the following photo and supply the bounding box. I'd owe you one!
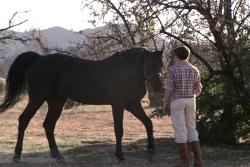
[143,67,162,81]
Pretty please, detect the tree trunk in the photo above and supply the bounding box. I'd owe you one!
[209,102,237,144]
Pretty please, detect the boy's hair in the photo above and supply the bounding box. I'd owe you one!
[174,46,190,60]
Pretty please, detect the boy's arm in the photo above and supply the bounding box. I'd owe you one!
[194,72,202,97]
[163,89,171,116]
[163,69,174,116]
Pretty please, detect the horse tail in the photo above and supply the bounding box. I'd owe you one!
[0,52,41,113]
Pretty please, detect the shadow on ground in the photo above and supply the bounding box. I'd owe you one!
[0,138,250,167]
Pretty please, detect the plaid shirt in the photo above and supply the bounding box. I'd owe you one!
[165,60,202,101]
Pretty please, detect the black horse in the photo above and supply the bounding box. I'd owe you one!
[0,48,163,161]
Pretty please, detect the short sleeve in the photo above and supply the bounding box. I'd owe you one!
[194,71,202,93]
[164,69,174,91]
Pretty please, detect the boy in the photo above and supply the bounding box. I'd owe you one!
[163,46,203,167]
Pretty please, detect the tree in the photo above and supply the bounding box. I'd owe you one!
[82,0,164,50]
[147,0,250,144]
[0,11,29,78]
[84,0,250,144]
[0,11,28,44]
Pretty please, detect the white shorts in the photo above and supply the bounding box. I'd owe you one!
[170,98,199,143]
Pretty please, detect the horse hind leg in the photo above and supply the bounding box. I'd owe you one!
[125,102,155,153]
[14,97,44,162]
[43,97,66,160]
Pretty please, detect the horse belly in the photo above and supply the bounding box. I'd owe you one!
[66,86,116,105]
[60,74,144,104]
[69,94,113,105]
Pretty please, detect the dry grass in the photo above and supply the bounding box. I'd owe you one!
[0,96,250,167]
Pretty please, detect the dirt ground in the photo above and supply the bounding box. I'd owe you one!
[0,96,250,167]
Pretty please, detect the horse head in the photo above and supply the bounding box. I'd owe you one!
[143,50,163,92]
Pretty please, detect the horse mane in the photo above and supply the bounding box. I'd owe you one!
[106,47,148,62]
[113,47,147,57]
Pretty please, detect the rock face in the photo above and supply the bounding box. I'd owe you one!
[0,26,127,77]
[0,27,88,77]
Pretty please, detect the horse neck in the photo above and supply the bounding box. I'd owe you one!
[131,54,146,80]
[104,51,146,80]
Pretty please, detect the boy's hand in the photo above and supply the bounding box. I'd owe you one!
[163,101,170,116]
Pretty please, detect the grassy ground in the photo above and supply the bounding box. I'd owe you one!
[0,96,250,167]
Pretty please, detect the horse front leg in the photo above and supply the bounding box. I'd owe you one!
[111,104,125,161]
[125,102,155,153]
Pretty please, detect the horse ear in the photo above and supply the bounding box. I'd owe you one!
[159,42,165,57]
[161,42,165,50]
[160,49,164,57]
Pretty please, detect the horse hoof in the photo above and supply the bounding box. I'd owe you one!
[118,156,125,162]
[51,153,64,160]
[56,158,66,164]
[12,156,21,163]
[116,153,125,161]
[55,156,65,162]
[55,156,64,161]
[148,148,155,154]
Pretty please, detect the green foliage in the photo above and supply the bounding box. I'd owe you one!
[82,0,250,145]
[196,71,250,144]
[149,106,165,118]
